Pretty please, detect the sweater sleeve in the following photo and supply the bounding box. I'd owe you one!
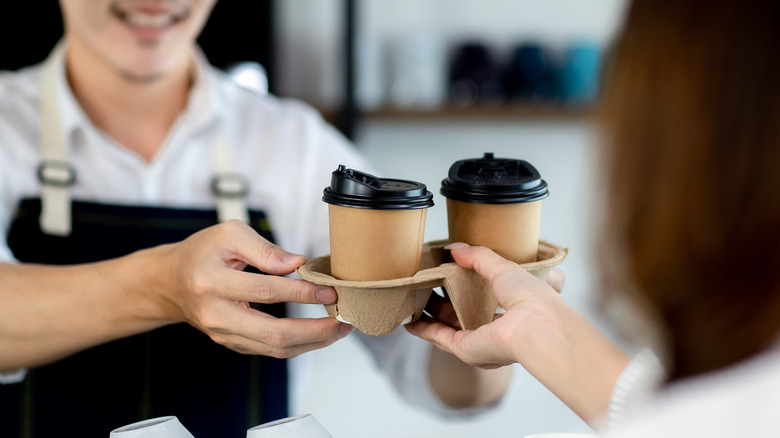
[607,348,666,430]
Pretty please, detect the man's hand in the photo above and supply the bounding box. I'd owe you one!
[147,220,352,358]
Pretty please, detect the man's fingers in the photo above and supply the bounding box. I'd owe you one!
[208,269,337,305]
[251,316,352,348]
[424,293,462,329]
[219,220,307,275]
[212,327,351,358]
[205,309,352,358]
[545,268,565,293]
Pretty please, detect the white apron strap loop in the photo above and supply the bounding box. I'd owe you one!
[211,172,250,223]
[211,131,249,224]
[39,168,75,236]
[37,160,77,187]
[211,173,249,198]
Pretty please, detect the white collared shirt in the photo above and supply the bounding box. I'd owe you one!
[0,43,362,262]
[0,43,496,418]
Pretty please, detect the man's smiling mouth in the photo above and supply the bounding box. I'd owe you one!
[109,1,191,29]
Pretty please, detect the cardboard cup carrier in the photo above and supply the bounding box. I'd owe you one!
[299,161,565,336]
[313,166,433,334]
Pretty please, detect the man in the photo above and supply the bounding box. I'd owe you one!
[0,1,512,436]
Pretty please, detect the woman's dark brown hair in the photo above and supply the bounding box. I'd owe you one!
[599,0,780,381]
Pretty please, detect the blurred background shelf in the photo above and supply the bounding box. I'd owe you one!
[306,0,606,138]
[362,104,593,121]
[319,104,593,128]
[318,104,596,124]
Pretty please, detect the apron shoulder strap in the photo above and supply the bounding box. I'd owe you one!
[210,130,250,224]
[36,52,250,233]
[38,50,73,236]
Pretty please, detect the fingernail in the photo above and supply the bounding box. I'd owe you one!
[282,253,305,266]
[316,288,337,303]
[444,242,470,250]
[338,322,353,337]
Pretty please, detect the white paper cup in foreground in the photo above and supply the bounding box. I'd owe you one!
[524,434,599,438]
[246,414,333,438]
[109,416,194,438]
[523,433,599,438]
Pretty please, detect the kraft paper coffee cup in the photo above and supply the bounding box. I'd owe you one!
[440,152,549,263]
[323,165,434,281]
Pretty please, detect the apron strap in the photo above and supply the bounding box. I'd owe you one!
[38,53,73,236]
[36,48,251,234]
[211,131,250,224]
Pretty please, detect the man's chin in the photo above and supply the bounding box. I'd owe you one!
[117,68,165,84]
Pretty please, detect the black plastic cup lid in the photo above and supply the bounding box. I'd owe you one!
[322,165,434,210]
[440,152,549,204]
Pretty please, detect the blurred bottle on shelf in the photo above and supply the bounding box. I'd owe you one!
[559,41,602,106]
[357,34,603,111]
[501,43,561,104]
[447,42,504,107]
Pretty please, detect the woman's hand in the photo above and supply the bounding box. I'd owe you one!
[406,243,630,426]
[407,242,565,368]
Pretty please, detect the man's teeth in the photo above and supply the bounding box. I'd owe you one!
[125,13,174,27]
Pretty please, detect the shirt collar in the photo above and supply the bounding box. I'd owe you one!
[41,41,224,148]
[42,41,90,143]
[184,46,226,132]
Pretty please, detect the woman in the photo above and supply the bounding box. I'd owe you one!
[408,0,780,435]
